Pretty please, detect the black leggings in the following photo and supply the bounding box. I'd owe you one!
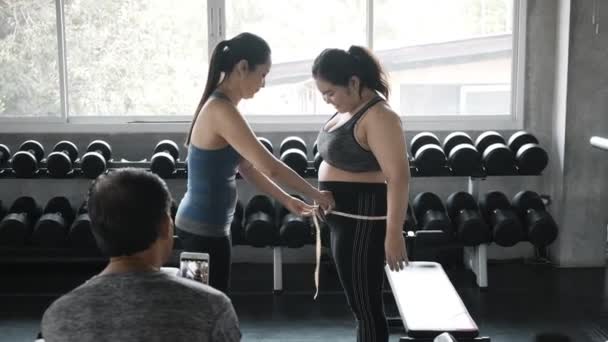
[320,181,388,342]
[175,228,231,293]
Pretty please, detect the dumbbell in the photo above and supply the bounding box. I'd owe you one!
[231,200,244,246]
[412,192,452,234]
[151,140,180,178]
[508,131,549,175]
[68,202,98,251]
[0,144,10,167]
[11,140,45,178]
[258,137,274,154]
[475,131,516,175]
[280,136,308,176]
[442,132,482,176]
[244,195,278,247]
[33,197,75,248]
[0,197,42,246]
[81,140,113,179]
[479,191,525,247]
[278,195,311,248]
[410,132,447,176]
[446,192,490,246]
[511,191,558,247]
[46,141,79,178]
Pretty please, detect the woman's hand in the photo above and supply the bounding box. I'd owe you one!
[385,229,408,271]
[284,196,315,217]
[312,190,335,213]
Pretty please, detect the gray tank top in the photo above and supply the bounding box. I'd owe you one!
[316,97,384,172]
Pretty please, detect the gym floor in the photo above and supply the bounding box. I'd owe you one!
[1,260,606,342]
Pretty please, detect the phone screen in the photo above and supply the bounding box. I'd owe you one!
[179,258,210,285]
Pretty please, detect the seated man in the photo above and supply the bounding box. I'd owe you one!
[41,168,241,342]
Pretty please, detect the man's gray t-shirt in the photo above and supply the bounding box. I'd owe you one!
[41,271,240,342]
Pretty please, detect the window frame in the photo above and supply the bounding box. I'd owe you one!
[0,0,526,133]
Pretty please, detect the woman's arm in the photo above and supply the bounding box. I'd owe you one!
[238,160,312,215]
[211,102,334,208]
[365,107,411,271]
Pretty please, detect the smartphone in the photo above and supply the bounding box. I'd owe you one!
[179,252,210,285]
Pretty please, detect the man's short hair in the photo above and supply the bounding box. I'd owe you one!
[87,168,172,257]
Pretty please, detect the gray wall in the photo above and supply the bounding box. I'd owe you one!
[1,1,606,266]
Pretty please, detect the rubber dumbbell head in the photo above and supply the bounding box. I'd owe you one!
[244,195,277,247]
[151,140,180,178]
[479,191,525,247]
[278,195,311,248]
[313,152,323,172]
[69,202,98,250]
[410,132,441,156]
[512,191,558,247]
[0,197,42,246]
[279,136,307,156]
[47,141,79,178]
[33,197,74,248]
[81,140,112,179]
[482,143,516,175]
[475,131,506,154]
[0,144,10,166]
[12,140,45,178]
[443,132,474,156]
[446,192,490,246]
[412,192,452,233]
[258,137,274,154]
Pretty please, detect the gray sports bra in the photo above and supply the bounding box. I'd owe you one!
[316,97,384,172]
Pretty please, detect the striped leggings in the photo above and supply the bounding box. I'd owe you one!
[320,181,388,342]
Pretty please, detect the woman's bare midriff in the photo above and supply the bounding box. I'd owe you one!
[317,161,386,183]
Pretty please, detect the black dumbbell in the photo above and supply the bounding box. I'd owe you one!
[231,200,244,246]
[33,197,75,248]
[507,131,549,175]
[446,192,490,246]
[68,202,98,251]
[479,191,525,247]
[278,195,311,248]
[151,140,180,178]
[11,140,45,178]
[0,144,10,167]
[280,136,308,176]
[81,140,113,179]
[244,195,278,247]
[412,192,452,234]
[443,132,482,176]
[475,131,516,175]
[410,133,447,176]
[511,191,558,247]
[258,137,274,154]
[46,141,79,178]
[0,197,42,246]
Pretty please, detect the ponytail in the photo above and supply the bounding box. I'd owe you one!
[185,40,230,146]
[347,46,390,100]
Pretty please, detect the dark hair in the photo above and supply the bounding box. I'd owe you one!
[87,168,172,257]
[312,45,389,100]
[186,32,271,146]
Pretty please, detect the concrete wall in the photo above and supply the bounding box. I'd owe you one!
[2,0,606,266]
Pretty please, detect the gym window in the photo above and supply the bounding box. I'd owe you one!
[0,0,525,132]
